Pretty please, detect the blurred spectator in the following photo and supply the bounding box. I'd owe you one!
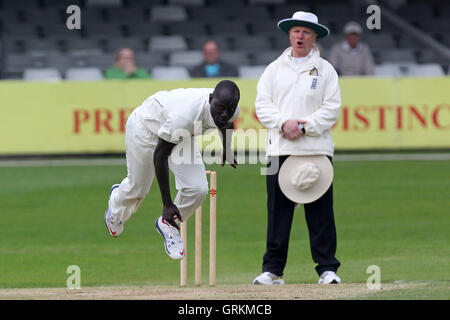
[329,22,375,76]
[105,48,152,79]
[190,40,238,78]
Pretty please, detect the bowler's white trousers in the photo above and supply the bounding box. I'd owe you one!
[109,111,209,224]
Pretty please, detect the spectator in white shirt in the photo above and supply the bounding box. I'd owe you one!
[329,21,375,76]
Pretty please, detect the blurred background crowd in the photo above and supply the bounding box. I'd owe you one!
[0,0,448,81]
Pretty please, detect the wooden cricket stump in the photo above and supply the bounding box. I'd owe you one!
[180,170,216,287]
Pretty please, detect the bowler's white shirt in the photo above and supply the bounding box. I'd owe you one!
[134,88,239,144]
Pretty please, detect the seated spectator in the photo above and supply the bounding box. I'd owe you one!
[190,40,238,78]
[105,48,151,79]
[329,22,375,76]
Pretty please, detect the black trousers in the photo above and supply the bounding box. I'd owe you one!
[262,155,341,276]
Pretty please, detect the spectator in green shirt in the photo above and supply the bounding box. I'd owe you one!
[105,48,152,79]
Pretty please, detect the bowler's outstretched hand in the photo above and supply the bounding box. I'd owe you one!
[221,149,238,168]
[162,203,183,230]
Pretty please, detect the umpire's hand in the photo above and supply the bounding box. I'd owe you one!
[282,119,306,140]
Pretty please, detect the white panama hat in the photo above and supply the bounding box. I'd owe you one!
[277,11,330,38]
[278,155,333,204]
[343,21,363,34]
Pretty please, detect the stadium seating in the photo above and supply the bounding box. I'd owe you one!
[220,51,251,67]
[152,66,190,80]
[104,7,148,23]
[0,0,447,80]
[249,20,284,36]
[380,49,417,64]
[134,52,167,70]
[251,50,281,66]
[373,64,403,77]
[63,38,104,53]
[186,35,231,51]
[150,5,187,22]
[125,23,166,38]
[169,50,203,69]
[272,4,312,20]
[316,35,342,51]
[86,0,122,7]
[238,65,267,79]
[149,36,188,52]
[166,21,208,37]
[271,32,291,50]
[43,0,83,7]
[65,67,104,81]
[373,62,445,77]
[403,63,445,77]
[2,0,41,8]
[188,6,228,21]
[364,33,396,50]
[169,0,205,6]
[231,35,272,51]
[4,53,31,77]
[249,0,286,5]
[84,53,116,72]
[104,37,147,53]
[208,21,249,37]
[30,51,72,73]
[23,68,62,81]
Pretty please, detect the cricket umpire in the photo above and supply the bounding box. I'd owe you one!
[253,11,342,285]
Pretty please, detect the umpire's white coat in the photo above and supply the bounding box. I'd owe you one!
[255,44,341,157]
[109,88,239,224]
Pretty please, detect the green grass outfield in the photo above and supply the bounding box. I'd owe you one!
[0,159,449,299]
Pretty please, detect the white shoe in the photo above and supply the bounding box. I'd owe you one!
[104,184,123,238]
[318,271,341,284]
[253,272,285,285]
[155,216,185,260]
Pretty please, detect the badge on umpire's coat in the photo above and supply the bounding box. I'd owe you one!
[309,67,318,76]
[309,68,318,89]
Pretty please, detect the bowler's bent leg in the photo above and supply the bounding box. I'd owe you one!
[169,139,209,222]
[109,112,157,225]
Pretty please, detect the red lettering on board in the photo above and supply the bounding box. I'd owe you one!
[396,106,402,130]
[353,106,369,131]
[342,106,349,130]
[72,104,448,135]
[408,105,427,129]
[73,109,90,133]
[94,109,113,133]
[378,106,386,130]
[119,108,134,133]
[432,104,450,129]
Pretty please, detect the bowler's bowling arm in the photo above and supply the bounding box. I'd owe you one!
[153,137,176,207]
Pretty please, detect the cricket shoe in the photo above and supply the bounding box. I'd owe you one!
[253,272,285,285]
[318,271,341,284]
[104,184,123,238]
[155,216,185,260]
